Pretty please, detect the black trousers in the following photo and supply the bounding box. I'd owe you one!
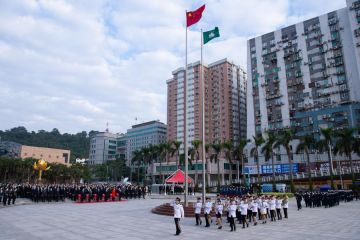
[270,210,276,221]
[174,218,181,234]
[276,209,282,219]
[205,213,210,227]
[283,208,288,218]
[229,216,236,231]
[195,213,202,225]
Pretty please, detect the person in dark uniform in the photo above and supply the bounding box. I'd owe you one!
[295,193,302,210]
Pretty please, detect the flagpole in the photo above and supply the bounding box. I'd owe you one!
[184,10,189,207]
[200,28,206,205]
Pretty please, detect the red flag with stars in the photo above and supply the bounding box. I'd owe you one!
[186,4,205,27]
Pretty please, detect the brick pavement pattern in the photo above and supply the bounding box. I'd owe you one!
[0,198,359,240]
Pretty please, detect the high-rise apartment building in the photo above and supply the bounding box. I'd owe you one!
[167,59,247,153]
[247,0,360,140]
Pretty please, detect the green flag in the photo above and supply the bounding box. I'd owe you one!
[203,27,220,44]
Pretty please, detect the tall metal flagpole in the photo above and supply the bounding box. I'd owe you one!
[201,29,206,204]
[184,11,189,207]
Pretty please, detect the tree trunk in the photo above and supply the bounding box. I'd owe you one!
[349,153,355,182]
[271,152,276,192]
[241,155,245,185]
[306,149,313,191]
[217,158,220,191]
[229,160,233,184]
[287,147,295,193]
[159,160,163,184]
[256,150,261,185]
[206,158,211,188]
[327,146,334,189]
[176,152,179,169]
[195,158,198,189]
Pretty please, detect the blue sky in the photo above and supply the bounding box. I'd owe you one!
[0,0,346,134]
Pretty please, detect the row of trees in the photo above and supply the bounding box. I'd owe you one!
[0,156,91,183]
[131,127,360,192]
[250,127,360,192]
[0,126,96,162]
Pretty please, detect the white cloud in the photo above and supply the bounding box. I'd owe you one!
[0,0,349,134]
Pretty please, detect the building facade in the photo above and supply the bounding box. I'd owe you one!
[167,59,247,152]
[0,140,70,165]
[89,131,119,164]
[164,58,247,185]
[116,133,127,160]
[246,0,360,166]
[126,120,167,165]
[247,0,360,139]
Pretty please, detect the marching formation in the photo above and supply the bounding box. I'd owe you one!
[194,195,289,232]
[0,183,149,206]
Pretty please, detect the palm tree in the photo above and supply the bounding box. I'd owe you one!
[274,129,295,193]
[233,139,249,185]
[171,140,182,168]
[317,128,335,189]
[132,149,143,184]
[296,134,316,191]
[334,128,357,182]
[222,140,234,184]
[261,132,276,191]
[251,135,265,185]
[191,140,202,189]
[157,143,167,183]
[211,143,223,191]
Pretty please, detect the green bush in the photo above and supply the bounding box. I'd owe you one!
[260,192,294,198]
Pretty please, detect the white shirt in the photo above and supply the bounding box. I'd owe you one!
[173,203,184,218]
[194,202,202,214]
[269,199,276,210]
[204,201,213,214]
[216,204,223,214]
[282,199,289,208]
[229,204,237,217]
[251,202,258,212]
[276,199,282,209]
[240,203,248,215]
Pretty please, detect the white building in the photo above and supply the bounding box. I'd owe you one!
[89,131,119,164]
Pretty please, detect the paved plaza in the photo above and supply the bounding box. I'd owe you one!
[0,197,359,240]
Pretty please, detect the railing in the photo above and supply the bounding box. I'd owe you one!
[243,166,360,184]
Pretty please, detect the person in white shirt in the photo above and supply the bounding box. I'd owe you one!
[240,199,249,228]
[282,195,289,218]
[275,196,283,220]
[269,196,276,222]
[251,197,259,225]
[259,197,268,224]
[204,197,213,227]
[194,197,202,226]
[171,197,184,235]
[228,200,237,231]
[215,199,224,229]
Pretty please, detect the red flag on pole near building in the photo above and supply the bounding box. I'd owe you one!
[186,4,205,27]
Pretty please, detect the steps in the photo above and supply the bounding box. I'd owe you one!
[151,203,217,218]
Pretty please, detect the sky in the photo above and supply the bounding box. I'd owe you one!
[0,0,346,134]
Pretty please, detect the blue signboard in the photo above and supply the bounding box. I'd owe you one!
[261,163,298,174]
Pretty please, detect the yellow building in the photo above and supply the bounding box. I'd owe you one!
[21,145,70,165]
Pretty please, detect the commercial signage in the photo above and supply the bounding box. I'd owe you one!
[261,163,299,174]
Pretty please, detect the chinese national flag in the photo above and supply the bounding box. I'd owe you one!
[186,4,205,27]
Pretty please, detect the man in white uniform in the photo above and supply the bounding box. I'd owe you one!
[204,197,213,227]
[171,197,184,235]
[194,197,202,225]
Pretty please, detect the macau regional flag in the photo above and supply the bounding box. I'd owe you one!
[203,27,220,44]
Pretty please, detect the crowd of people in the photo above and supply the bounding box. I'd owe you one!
[295,190,357,210]
[0,183,149,206]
